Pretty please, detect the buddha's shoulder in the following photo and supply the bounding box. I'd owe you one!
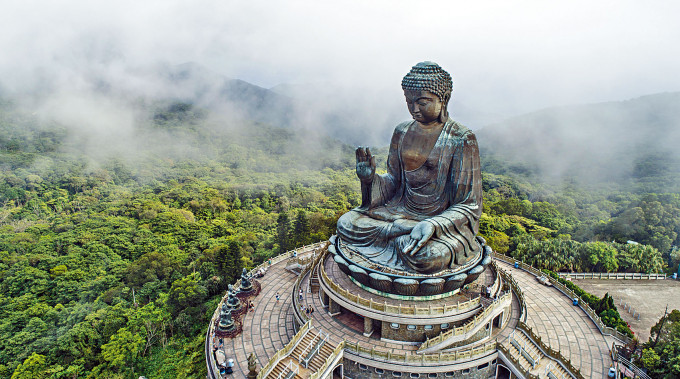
[393,120,413,134]
[448,119,477,142]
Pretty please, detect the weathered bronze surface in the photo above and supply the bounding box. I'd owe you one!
[336,62,482,275]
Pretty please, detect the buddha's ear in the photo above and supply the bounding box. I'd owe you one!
[439,91,451,122]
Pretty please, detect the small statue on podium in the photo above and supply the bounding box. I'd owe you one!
[240,268,253,292]
[247,353,257,378]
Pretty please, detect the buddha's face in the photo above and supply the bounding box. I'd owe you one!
[404,90,444,125]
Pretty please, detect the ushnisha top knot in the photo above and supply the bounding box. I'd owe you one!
[401,61,452,100]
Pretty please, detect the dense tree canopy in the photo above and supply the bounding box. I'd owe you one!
[0,98,677,377]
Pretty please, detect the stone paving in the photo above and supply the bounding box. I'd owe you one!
[216,252,614,378]
[301,268,419,354]
[496,260,614,378]
[217,259,299,377]
[495,290,521,342]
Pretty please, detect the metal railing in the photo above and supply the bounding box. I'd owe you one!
[509,330,540,368]
[546,362,566,379]
[612,343,651,379]
[560,272,666,280]
[516,322,584,379]
[298,330,329,368]
[497,342,539,379]
[276,360,299,379]
[258,329,497,378]
[309,341,345,379]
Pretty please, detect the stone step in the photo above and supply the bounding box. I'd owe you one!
[267,359,305,379]
[511,332,542,360]
[307,342,336,373]
[291,333,317,359]
[536,361,572,379]
[506,342,535,372]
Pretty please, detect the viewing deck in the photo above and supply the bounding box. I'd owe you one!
[208,244,618,378]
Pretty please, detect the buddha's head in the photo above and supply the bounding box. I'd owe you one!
[401,62,452,124]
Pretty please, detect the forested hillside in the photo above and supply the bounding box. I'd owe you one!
[0,99,359,378]
[478,92,680,192]
[1,94,678,378]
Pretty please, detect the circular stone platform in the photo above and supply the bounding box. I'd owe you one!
[330,234,493,297]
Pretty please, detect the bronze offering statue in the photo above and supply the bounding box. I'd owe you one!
[335,62,484,278]
[247,353,257,378]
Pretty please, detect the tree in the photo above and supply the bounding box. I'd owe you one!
[276,212,291,253]
[11,353,47,379]
[291,209,310,247]
[210,242,242,284]
[127,299,171,355]
[125,252,176,290]
[101,327,144,372]
[167,273,206,319]
[641,348,660,370]
[581,242,619,272]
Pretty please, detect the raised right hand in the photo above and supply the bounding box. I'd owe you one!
[356,146,376,183]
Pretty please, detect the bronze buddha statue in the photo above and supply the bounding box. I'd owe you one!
[336,62,482,275]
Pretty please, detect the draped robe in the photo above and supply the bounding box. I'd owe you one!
[336,118,482,274]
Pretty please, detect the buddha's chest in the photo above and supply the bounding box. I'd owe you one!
[401,127,442,171]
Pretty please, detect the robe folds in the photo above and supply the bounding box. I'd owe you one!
[336,118,482,274]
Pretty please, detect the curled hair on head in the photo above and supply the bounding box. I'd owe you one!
[401,61,452,100]
[402,61,452,122]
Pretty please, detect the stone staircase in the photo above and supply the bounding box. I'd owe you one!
[505,331,573,378]
[309,264,320,292]
[291,329,334,372]
[266,328,336,378]
[268,358,303,379]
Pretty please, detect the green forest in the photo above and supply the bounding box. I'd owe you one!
[1,98,679,378]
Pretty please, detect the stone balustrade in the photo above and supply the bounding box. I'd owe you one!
[256,320,314,379]
[496,342,539,379]
[206,242,327,378]
[346,340,496,364]
[309,341,345,379]
[516,321,586,379]
[292,246,329,327]
[491,252,634,345]
[560,272,666,280]
[320,255,482,317]
[418,291,511,352]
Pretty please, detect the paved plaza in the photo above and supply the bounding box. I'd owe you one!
[216,253,617,378]
[496,261,614,378]
[217,261,299,377]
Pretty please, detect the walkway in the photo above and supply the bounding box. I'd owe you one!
[301,268,420,354]
[299,256,498,355]
[218,258,300,377]
[496,260,613,378]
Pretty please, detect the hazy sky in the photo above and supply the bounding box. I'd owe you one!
[2,0,679,116]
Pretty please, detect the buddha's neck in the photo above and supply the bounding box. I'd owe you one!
[416,120,444,132]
